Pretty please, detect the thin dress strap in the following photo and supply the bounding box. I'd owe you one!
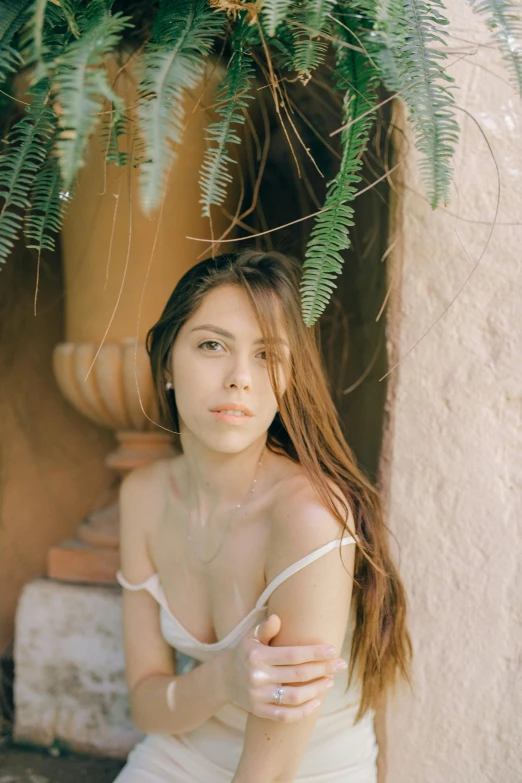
[255,534,358,610]
[116,571,172,616]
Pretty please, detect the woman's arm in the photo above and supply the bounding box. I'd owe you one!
[233,484,356,783]
[128,650,231,735]
[119,465,233,734]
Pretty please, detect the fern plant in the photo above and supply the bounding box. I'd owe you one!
[0,79,56,264]
[199,15,257,217]
[53,2,131,191]
[0,0,520,326]
[467,0,522,92]
[301,39,380,324]
[136,0,225,214]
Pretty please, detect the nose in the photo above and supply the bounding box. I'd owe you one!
[225,353,251,391]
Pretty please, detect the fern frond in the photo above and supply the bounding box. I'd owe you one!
[268,22,296,69]
[0,80,56,264]
[18,0,70,78]
[300,47,379,326]
[467,0,522,94]
[24,151,71,252]
[136,0,225,215]
[360,0,459,208]
[291,0,337,77]
[100,103,129,167]
[261,0,293,37]
[58,0,80,38]
[199,20,255,217]
[53,1,130,190]
[0,0,32,81]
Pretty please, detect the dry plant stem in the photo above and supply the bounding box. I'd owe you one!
[286,94,341,160]
[218,208,258,235]
[375,255,399,324]
[187,154,405,246]
[104,186,120,290]
[379,104,501,382]
[132,156,181,436]
[253,53,325,179]
[243,105,262,160]
[460,56,518,91]
[84,140,134,383]
[327,13,381,73]
[280,77,325,177]
[255,25,301,177]
[343,333,384,395]
[198,144,249,260]
[244,125,271,243]
[195,90,272,259]
[291,20,366,57]
[0,88,30,105]
[33,251,41,316]
[330,51,474,138]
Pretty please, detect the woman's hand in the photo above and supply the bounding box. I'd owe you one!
[222,614,348,723]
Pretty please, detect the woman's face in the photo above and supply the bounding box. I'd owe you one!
[167,284,290,453]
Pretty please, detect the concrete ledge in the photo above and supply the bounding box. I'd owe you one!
[13,578,144,759]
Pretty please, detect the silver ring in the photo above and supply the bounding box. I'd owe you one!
[272,686,285,706]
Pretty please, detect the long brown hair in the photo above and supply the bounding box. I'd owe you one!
[146,248,412,721]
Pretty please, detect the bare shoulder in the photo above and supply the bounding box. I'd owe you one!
[266,465,355,578]
[120,455,175,503]
[119,455,181,582]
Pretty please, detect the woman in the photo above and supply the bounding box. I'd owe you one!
[114,249,412,783]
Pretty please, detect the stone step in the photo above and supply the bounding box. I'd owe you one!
[47,540,120,585]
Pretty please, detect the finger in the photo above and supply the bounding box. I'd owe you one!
[251,643,339,666]
[256,698,324,723]
[262,677,333,707]
[253,614,281,644]
[265,659,347,683]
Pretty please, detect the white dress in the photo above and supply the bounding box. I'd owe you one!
[113,536,378,782]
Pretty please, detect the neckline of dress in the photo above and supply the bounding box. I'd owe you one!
[152,572,264,649]
[140,535,357,649]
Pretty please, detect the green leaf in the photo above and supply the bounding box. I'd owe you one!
[261,0,294,37]
[359,0,460,208]
[199,20,255,218]
[24,150,71,252]
[0,0,32,81]
[291,0,338,77]
[57,0,81,38]
[100,103,129,167]
[136,0,225,215]
[53,1,131,190]
[467,0,522,94]
[0,80,56,264]
[300,45,379,326]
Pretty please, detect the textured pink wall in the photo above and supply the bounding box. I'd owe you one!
[382,3,522,780]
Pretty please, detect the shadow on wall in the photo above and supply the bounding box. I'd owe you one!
[0,241,116,658]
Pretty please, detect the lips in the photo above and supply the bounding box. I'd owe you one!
[210,403,253,416]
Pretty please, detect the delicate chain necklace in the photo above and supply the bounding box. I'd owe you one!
[185,444,267,566]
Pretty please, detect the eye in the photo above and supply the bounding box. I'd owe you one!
[199,340,224,352]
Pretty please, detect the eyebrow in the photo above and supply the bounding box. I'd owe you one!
[189,324,289,349]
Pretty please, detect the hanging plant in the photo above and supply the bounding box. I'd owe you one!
[0,0,520,325]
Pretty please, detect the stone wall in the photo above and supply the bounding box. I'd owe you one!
[382,3,522,781]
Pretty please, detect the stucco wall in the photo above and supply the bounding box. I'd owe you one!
[0,245,115,654]
[383,3,522,782]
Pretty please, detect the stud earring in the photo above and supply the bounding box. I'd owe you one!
[165,381,173,390]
